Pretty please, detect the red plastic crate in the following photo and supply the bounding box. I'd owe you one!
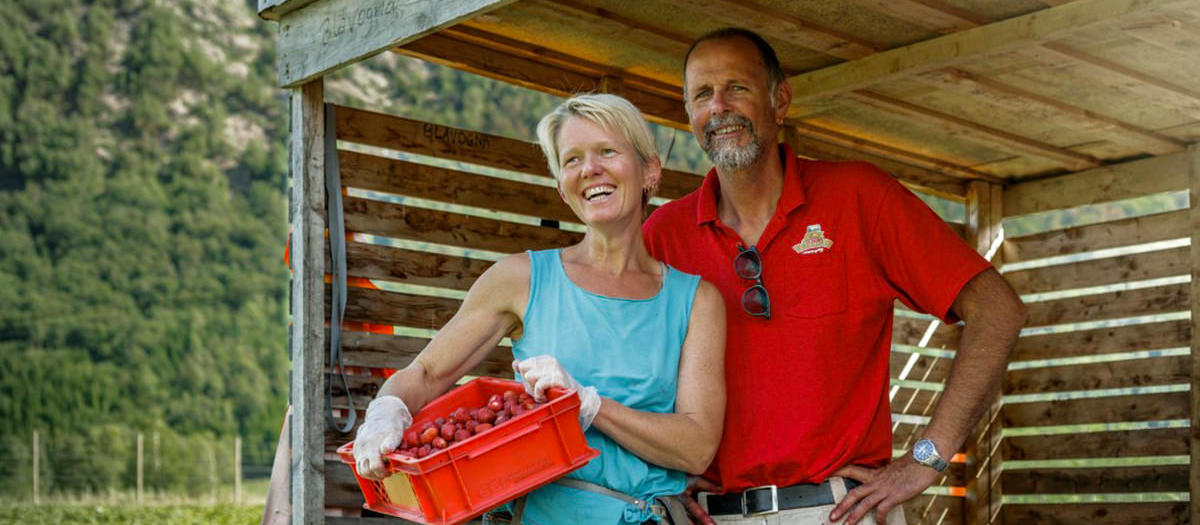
[337,377,599,525]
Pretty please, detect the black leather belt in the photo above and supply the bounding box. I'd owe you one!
[698,479,861,517]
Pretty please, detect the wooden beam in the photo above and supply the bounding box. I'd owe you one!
[1024,283,1188,328]
[658,0,880,60]
[1120,14,1200,55]
[257,0,318,21]
[854,0,1200,123]
[789,120,1004,183]
[919,68,1186,156]
[787,0,1194,103]
[966,181,1005,258]
[906,495,965,525]
[1003,152,1190,217]
[894,389,942,416]
[1003,209,1189,261]
[845,0,988,33]
[1002,465,1189,494]
[439,26,682,99]
[1025,43,1200,119]
[844,0,1200,168]
[1004,247,1189,294]
[339,150,578,223]
[1004,427,1190,460]
[1003,391,1190,427]
[782,124,968,199]
[1007,354,1190,395]
[289,79,325,525]
[1003,503,1188,525]
[1012,319,1190,362]
[340,243,494,292]
[339,286,461,331]
[782,124,968,200]
[336,329,509,373]
[891,354,954,384]
[325,458,368,511]
[1189,143,1200,525]
[342,196,582,254]
[846,90,1101,170]
[964,180,1003,525]
[526,0,693,49]
[895,316,963,348]
[397,30,689,129]
[275,0,515,87]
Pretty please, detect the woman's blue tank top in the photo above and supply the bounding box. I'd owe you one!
[509,248,700,524]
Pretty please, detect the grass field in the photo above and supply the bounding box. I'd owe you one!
[0,503,264,525]
[0,478,271,524]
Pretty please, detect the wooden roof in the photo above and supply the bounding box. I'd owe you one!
[260,0,1200,196]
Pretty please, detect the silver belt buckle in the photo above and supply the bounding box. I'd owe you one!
[741,485,779,517]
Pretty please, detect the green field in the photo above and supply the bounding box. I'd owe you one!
[0,478,271,525]
[0,503,264,525]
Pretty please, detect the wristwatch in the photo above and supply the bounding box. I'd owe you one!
[912,439,948,472]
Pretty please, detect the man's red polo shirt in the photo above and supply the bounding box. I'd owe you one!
[643,144,992,491]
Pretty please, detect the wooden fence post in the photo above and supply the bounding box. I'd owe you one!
[153,431,159,494]
[31,430,38,505]
[1188,144,1199,525]
[208,440,218,504]
[289,77,327,525]
[137,432,143,505]
[964,181,1005,525]
[235,435,242,505]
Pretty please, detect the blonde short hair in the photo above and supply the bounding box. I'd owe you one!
[536,93,659,180]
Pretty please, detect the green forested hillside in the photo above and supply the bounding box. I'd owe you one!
[0,0,291,491]
[0,0,709,496]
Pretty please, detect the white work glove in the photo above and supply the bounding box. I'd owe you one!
[353,395,413,480]
[513,355,601,431]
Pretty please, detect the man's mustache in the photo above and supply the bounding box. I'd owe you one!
[703,113,755,143]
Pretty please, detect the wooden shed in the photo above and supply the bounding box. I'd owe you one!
[256,0,1200,523]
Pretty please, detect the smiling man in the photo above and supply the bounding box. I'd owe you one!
[642,28,1027,525]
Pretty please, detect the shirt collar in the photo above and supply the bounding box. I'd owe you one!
[694,143,807,226]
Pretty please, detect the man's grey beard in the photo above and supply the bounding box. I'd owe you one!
[702,113,762,172]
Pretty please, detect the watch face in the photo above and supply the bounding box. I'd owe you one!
[914,440,934,462]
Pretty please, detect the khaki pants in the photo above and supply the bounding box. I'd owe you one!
[709,478,907,525]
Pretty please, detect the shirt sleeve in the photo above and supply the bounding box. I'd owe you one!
[869,178,993,324]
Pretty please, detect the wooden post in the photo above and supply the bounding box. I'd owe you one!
[209,440,218,504]
[234,435,242,505]
[273,0,516,87]
[1188,143,1199,525]
[599,75,625,96]
[153,431,159,494]
[31,430,38,505]
[263,407,293,525]
[289,78,327,525]
[964,180,1004,525]
[136,432,143,505]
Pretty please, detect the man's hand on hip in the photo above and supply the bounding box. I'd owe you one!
[680,475,720,525]
[829,456,938,525]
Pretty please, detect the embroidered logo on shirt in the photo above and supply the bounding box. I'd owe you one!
[794,224,833,254]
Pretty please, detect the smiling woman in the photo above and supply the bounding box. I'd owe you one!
[351,93,728,525]
[537,95,662,236]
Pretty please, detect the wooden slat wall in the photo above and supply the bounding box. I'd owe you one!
[995,170,1191,524]
[325,106,977,521]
